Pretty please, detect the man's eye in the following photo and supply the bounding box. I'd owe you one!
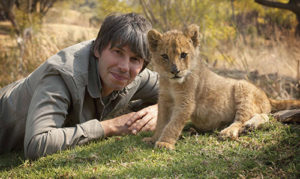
[161,54,169,60]
[111,48,122,55]
[180,52,187,59]
[131,57,140,62]
[115,50,122,54]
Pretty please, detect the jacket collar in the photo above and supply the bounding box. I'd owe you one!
[87,53,102,99]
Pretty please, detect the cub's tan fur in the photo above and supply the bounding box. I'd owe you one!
[144,24,300,149]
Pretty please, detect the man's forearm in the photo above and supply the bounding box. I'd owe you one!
[25,119,104,160]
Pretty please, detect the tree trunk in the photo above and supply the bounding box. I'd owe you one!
[255,0,300,37]
[0,0,20,36]
[231,0,235,23]
[296,13,300,37]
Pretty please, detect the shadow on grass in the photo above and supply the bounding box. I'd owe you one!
[0,151,24,172]
[253,124,300,177]
[218,123,300,178]
[0,133,155,175]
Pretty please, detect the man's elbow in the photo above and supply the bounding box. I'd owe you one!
[24,133,57,160]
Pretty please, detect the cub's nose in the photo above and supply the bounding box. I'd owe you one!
[171,64,180,75]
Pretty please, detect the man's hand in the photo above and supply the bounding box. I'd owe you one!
[100,104,158,137]
[100,112,135,137]
[127,104,158,134]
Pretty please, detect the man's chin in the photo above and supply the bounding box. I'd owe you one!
[112,83,127,91]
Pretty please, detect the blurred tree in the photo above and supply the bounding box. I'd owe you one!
[0,0,60,35]
[19,0,58,16]
[255,0,300,37]
[0,0,20,35]
[0,0,62,73]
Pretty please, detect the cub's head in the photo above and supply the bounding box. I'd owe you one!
[148,24,200,83]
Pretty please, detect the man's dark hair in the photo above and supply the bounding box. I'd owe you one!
[93,13,152,69]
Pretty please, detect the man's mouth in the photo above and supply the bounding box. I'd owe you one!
[111,72,129,81]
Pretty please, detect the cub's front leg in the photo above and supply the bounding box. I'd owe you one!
[143,95,172,144]
[155,98,196,150]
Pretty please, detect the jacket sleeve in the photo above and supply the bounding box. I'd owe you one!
[24,74,104,160]
[131,68,159,106]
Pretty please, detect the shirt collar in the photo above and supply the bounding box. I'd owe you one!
[87,53,102,99]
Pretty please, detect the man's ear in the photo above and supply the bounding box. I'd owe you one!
[147,29,162,52]
[184,24,200,48]
[94,47,100,58]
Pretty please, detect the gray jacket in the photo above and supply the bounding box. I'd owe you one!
[0,40,158,159]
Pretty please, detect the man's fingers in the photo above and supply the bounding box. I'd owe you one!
[125,104,158,134]
[126,110,147,126]
[129,114,152,134]
[140,118,156,132]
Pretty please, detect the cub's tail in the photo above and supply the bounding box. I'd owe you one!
[269,98,300,112]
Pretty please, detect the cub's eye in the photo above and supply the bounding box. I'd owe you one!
[180,52,187,59]
[161,54,169,60]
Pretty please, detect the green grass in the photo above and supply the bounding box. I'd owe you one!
[1,118,299,178]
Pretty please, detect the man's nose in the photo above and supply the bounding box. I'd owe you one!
[118,57,130,72]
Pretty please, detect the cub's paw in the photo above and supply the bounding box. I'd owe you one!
[244,113,269,130]
[155,141,175,150]
[142,137,156,144]
[219,126,241,140]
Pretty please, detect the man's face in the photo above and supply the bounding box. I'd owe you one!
[95,44,144,97]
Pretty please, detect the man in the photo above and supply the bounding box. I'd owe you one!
[0,13,159,160]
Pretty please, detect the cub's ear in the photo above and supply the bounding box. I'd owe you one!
[184,24,200,48]
[147,29,162,52]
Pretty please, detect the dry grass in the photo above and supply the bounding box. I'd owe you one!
[205,33,300,100]
[44,9,93,27]
[41,23,98,47]
[0,9,98,87]
[213,34,300,79]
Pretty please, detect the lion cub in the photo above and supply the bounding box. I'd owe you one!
[144,24,300,150]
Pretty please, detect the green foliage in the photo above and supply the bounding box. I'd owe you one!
[235,0,296,30]
[1,119,299,178]
[93,0,141,21]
